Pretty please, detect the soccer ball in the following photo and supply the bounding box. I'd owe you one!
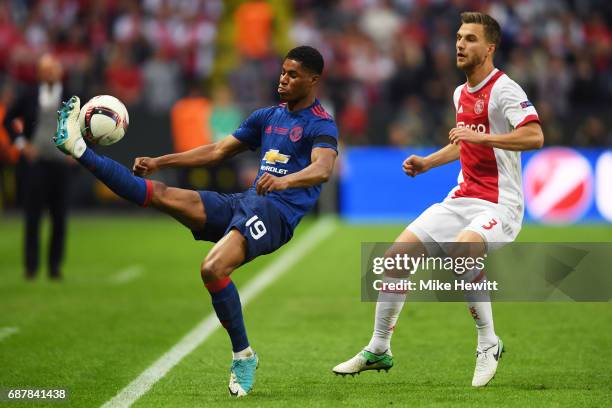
[79,95,129,145]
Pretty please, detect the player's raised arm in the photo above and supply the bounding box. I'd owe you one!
[403,143,460,177]
[133,135,249,176]
[256,147,337,195]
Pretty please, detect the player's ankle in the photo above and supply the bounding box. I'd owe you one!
[366,339,390,355]
[233,346,254,360]
[477,335,498,351]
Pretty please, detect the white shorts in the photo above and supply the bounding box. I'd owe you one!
[407,197,522,254]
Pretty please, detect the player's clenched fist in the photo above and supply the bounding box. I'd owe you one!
[256,172,289,195]
[402,155,429,177]
[132,157,159,176]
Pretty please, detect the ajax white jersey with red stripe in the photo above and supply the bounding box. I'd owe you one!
[449,68,539,219]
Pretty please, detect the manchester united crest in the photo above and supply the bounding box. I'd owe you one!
[289,126,303,142]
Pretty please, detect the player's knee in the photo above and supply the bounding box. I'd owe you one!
[382,249,409,279]
[150,181,168,206]
[382,241,428,278]
[200,258,227,283]
[448,239,485,259]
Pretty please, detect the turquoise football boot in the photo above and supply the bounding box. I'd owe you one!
[228,353,258,397]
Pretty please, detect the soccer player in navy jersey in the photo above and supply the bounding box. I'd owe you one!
[53,46,338,397]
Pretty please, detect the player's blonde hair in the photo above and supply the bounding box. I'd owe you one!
[460,12,501,50]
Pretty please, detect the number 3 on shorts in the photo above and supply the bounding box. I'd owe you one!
[246,215,267,240]
[481,218,498,230]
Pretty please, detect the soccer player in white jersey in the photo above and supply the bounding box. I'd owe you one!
[333,12,544,387]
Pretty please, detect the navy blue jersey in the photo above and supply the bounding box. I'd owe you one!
[233,99,338,228]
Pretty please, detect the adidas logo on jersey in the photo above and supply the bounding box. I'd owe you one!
[458,105,463,113]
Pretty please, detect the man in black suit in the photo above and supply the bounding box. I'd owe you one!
[3,54,74,280]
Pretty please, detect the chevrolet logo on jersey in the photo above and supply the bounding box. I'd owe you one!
[263,149,290,165]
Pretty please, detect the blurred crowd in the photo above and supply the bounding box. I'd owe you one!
[1,0,611,149]
[0,0,223,111]
[291,0,612,146]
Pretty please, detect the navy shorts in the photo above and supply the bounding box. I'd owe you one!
[192,191,294,262]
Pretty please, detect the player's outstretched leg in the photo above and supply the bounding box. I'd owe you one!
[54,96,205,230]
[201,230,257,397]
[55,96,153,206]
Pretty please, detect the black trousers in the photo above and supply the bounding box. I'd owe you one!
[21,158,72,278]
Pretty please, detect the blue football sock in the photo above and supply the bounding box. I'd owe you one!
[206,277,249,352]
[78,148,152,206]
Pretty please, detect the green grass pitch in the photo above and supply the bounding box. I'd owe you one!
[0,216,611,407]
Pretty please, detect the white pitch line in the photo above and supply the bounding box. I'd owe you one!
[0,327,19,342]
[101,217,337,408]
[109,265,144,285]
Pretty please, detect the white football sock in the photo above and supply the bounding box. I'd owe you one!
[366,276,407,354]
[463,269,497,351]
[233,346,254,360]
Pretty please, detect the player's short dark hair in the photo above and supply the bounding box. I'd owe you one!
[285,46,324,75]
[460,11,501,50]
